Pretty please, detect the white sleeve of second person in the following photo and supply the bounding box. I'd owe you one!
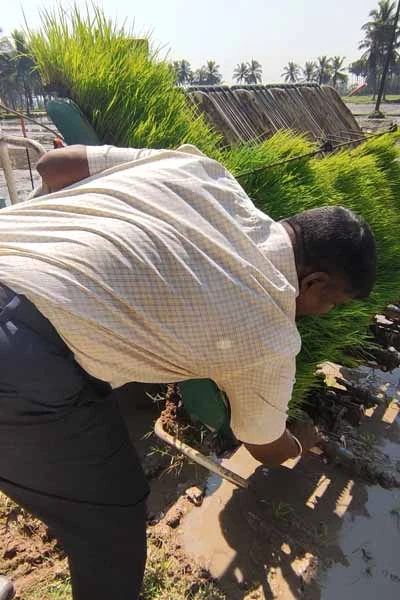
[215,358,296,445]
[86,145,161,176]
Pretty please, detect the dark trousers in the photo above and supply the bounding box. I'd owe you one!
[0,285,149,599]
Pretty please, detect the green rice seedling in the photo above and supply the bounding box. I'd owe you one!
[352,133,400,210]
[28,4,221,155]
[224,133,400,411]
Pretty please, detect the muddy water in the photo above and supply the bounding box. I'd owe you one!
[320,366,400,598]
[321,484,400,599]
[341,363,400,402]
[180,365,400,599]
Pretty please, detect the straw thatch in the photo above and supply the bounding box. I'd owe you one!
[187,83,362,146]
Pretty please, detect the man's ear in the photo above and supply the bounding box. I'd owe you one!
[299,272,330,295]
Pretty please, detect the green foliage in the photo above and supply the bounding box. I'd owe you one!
[28,4,220,153]
[224,131,400,409]
[358,0,400,95]
[281,61,301,83]
[0,30,43,112]
[233,59,263,84]
[29,5,400,415]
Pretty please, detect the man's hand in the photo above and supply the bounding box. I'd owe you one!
[244,421,321,468]
[244,428,303,468]
[36,145,90,193]
[287,420,320,453]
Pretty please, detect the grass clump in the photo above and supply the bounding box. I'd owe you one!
[25,579,72,600]
[141,537,226,600]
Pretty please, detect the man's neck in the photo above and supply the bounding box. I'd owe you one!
[281,221,304,281]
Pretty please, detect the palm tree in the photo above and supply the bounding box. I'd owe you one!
[0,30,46,110]
[348,58,368,83]
[245,59,262,84]
[360,0,399,97]
[233,62,249,84]
[11,30,35,112]
[331,56,347,89]
[192,66,209,85]
[281,61,301,83]
[173,61,181,83]
[0,34,21,109]
[173,59,192,86]
[374,0,400,110]
[302,61,317,82]
[362,0,397,46]
[0,34,13,76]
[316,55,332,85]
[186,69,195,85]
[203,60,222,85]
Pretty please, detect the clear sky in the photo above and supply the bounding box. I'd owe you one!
[2,0,377,83]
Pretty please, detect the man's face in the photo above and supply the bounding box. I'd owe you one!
[296,272,354,317]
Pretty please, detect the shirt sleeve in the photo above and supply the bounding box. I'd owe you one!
[215,359,295,445]
[86,145,162,176]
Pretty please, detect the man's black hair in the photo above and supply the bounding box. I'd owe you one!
[283,206,376,299]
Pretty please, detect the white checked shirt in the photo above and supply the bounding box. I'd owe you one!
[0,144,301,444]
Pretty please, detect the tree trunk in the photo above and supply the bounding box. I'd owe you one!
[24,81,30,114]
[375,0,400,112]
[372,72,378,100]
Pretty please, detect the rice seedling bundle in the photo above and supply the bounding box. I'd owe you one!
[28,4,221,155]
[225,131,400,410]
[28,6,400,413]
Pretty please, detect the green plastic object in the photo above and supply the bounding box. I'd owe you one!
[179,379,231,436]
[47,99,101,146]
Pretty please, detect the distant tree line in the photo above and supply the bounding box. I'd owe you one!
[0,29,47,113]
[6,1,398,112]
[280,1,400,98]
[280,56,347,91]
[173,59,222,85]
[173,58,263,86]
[232,60,263,84]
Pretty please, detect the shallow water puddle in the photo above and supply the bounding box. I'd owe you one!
[179,365,400,599]
[320,484,400,600]
[321,367,400,599]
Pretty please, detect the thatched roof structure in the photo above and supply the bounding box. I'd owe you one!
[187,83,361,146]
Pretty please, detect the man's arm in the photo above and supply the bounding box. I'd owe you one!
[244,423,319,467]
[37,144,161,193]
[36,145,90,193]
[217,359,319,468]
[244,429,300,467]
